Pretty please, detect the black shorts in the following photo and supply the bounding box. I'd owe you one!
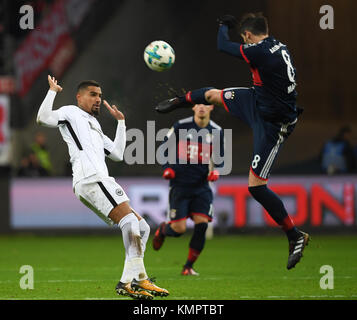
[221,87,297,180]
[167,185,213,223]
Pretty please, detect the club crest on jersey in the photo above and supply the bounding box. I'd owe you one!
[170,209,176,219]
[224,91,235,100]
[116,189,124,196]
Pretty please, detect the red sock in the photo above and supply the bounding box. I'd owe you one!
[281,216,295,231]
[185,248,201,268]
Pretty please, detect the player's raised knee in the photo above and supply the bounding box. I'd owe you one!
[171,222,186,234]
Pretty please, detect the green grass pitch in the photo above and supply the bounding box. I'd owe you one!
[1,233,356,300]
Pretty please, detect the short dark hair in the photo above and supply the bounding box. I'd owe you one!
[77,80,100,93]
[239,12,268,36]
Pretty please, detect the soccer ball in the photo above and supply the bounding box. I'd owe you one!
[144,40,175,72]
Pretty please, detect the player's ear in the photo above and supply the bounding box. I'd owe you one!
[76,92,81,103]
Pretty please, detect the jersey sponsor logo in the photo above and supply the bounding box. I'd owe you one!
[178,141,212,164]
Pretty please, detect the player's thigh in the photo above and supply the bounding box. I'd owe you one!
[221,87,257,126]
[250,121,289,183]
[74,178,129,225]
[167,186,190,226]
[189,187,214,222]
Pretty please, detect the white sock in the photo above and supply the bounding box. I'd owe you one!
[119,212,140,237]
[139,219,150,256]
[120,257,148,283]
[120,258,133,284]
[119,213,142,283]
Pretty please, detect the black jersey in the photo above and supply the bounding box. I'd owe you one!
[162,116,224,187]
[217,24,298,123]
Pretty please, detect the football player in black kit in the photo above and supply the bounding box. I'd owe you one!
[153,104,224,276]
[154,12,309,270]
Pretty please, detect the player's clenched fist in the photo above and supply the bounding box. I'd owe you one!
[217,14,238,29]
[162,168,175,180]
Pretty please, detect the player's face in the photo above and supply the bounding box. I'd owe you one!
[193,104,213,118]
[77,86,102,116]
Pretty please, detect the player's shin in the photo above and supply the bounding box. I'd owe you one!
[139,218,150,255]
[180,87,215,105]
[185,223,208,268]
[248,185,300,240]
[119,213,146,281]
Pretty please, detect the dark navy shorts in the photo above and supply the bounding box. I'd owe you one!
[221,87,297,181]
[167,185,213,223]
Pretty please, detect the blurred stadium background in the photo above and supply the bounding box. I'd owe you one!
[0,0,356,234]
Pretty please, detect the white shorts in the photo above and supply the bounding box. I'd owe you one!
[74,177,129,226]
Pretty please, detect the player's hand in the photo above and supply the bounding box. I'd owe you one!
[163,168,175,180]
[103,100,125,120]
[207,170,219,182]
[217,15,238,29]
[48,75,63,92]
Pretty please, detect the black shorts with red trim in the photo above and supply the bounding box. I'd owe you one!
[167,184,213,223]
[221,87,297,181]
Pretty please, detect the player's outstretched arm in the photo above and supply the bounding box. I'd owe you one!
[36,75,63,127]
[103,100,126,161]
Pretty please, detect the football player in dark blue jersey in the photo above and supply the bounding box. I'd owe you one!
[154,13,309,270]
[153,104,224,276]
